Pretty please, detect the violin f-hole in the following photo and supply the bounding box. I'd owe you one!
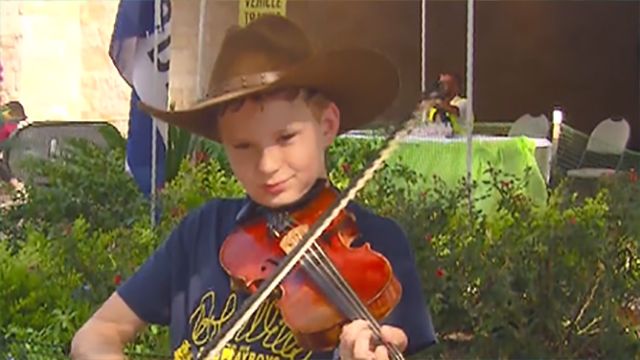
[259,258,279,273]
[265,258,279,268]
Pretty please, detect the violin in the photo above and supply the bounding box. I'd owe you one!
[219,180,402,351]
[196,107,429,360]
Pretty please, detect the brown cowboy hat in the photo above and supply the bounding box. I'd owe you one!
[139,14,399,142]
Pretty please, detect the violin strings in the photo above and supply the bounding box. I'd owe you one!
[303,246,404,360]
[300,242,405,360]
[281,216,403,359]
[285,220,381,326]
[303,245,374,322]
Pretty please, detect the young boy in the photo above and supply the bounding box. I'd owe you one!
[71,15,435,360]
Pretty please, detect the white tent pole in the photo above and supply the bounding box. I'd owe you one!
[421,0,426,94]
[465,0,474,214]
[196,0,207,99]
[151,0,161,226]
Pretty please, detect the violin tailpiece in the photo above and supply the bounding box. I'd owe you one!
[280,224,309,253]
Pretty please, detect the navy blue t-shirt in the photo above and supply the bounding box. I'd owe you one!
[118,198,436,359]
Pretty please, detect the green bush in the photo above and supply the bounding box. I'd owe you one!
[0,140,169,359]
[408,173,640,359]
[0,218,168,358]
[0,139,148,248]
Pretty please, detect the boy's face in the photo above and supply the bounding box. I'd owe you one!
[218,91,340,208]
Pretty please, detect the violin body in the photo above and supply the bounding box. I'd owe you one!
[219,183,402,351]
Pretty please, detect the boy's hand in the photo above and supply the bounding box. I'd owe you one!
[338,319,408,360]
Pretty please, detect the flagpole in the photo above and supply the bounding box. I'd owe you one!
[151,0,161,226]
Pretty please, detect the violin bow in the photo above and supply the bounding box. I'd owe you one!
[197,104,430,360]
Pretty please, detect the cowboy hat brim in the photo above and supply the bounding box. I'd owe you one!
[138,48,399,142]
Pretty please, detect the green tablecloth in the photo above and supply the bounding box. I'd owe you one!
[344,135,548,213]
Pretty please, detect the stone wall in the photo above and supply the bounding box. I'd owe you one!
[0,1,130,134]
[0,1,22,104]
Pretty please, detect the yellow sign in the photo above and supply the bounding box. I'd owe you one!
[239,0,287,26]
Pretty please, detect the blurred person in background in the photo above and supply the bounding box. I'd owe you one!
[420,72,474,135]
[0,60,26,191]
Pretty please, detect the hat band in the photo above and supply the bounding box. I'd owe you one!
[208,71,283,98]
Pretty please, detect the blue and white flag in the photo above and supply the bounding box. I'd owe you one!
[109,0,171,197]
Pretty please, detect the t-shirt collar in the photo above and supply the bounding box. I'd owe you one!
[234,178,331,224]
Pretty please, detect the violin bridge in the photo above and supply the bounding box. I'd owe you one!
[279,224,309,253]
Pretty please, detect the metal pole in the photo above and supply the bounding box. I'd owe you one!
[421,0,426,94]
[196,0,207,99]
[465,0,474,217]
[151,0,161,226]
